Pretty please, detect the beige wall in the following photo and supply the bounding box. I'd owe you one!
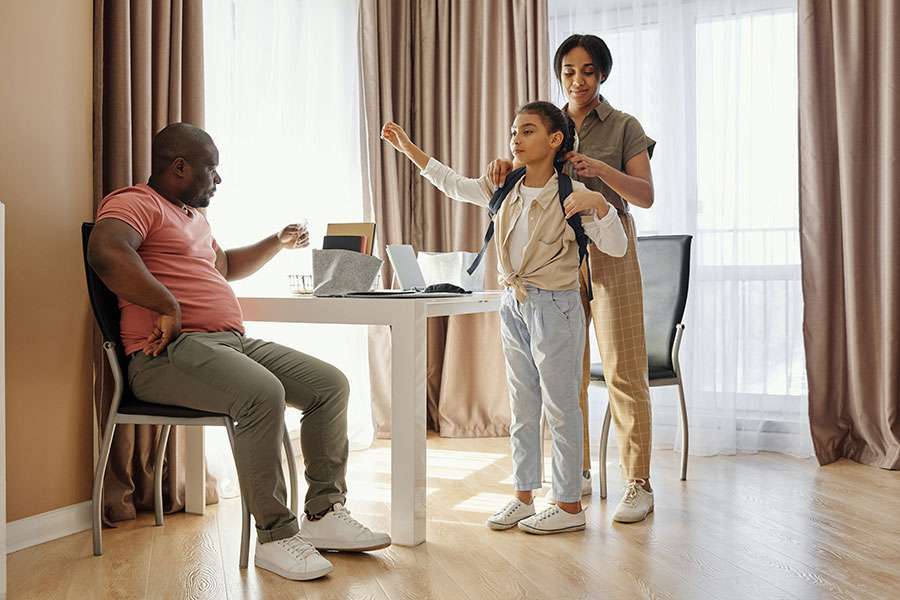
[0,1,95,521]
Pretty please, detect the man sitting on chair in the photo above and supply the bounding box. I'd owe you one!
[87,122,390,582]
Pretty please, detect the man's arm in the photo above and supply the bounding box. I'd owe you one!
[87,219,181,355]
[215,223,309,281]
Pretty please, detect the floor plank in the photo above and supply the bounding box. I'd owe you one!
[8,435,900,600]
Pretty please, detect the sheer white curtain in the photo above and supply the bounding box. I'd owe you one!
[549,0,811,456]
[202,0,371,496]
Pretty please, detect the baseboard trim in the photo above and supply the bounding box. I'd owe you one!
[6,501,92,554]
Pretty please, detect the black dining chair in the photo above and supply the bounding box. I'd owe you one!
[592,234,692,498]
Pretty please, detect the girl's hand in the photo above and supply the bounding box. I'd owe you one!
[563,191,609,219]
[565,151,606,179]
[381,121,414,154]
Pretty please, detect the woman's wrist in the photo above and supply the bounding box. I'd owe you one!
[593,156,613,179]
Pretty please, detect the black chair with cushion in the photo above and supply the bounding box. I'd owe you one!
[82,222,298,568]
[593,234,692,498]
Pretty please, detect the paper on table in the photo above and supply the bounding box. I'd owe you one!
[417,251,485,291]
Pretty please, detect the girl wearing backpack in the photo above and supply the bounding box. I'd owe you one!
[381,101,626,534]
[487,36,658,524]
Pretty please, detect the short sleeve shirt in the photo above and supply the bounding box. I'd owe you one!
[96,184,244,355]
[565,97,656,214]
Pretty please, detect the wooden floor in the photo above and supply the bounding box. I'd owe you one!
[9,435,900,600]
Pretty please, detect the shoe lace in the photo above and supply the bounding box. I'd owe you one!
[276,533,319,560]
[332,504,370,533]
[535,506,561,522]
[622,479,645,506]
[495,498,523,518]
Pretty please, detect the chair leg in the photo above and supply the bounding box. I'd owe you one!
[677,379,689,481]
[598,403,612,500]
[92,420,117,556]
[282,426,299,516]
[225,418,251,569]
[153,425,172,526]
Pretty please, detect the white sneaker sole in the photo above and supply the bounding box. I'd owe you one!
[486,514,533,530]
[517,521,586,535]
[613,504,654,524]
[254,556,333,581]
[304,538,392,552]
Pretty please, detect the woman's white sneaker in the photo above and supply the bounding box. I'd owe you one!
[612,480,654,523]
[486,498,535,530]
[517,505,586,534]
[300,504,391,552]
[254,532,333,581]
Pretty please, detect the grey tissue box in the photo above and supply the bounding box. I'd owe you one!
[312,249,383,296]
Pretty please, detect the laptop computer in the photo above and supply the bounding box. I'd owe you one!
[347,244,470,298]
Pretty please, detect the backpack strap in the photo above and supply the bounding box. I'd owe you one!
[466,167,526,276]
[556,167,593,301]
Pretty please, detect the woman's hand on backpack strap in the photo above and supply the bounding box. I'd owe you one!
[486,158,514,187]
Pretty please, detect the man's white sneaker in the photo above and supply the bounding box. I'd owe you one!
[486,498,536,530]
[545,470,593,504]
[254,532,333,581]
[300,504,391,552]
[612,480,654,523]
[517,505,586,535]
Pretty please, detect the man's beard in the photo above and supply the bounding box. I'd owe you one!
[182,189,212,208]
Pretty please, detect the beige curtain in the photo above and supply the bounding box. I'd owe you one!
[92,0,216,523]
[359,0,549,437]
[799,0,900,468]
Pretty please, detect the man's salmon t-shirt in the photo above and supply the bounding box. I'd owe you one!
[96,184,245,355]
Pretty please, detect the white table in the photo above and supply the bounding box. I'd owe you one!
[183,291,501,546]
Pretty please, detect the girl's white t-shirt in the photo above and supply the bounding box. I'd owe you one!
[508,185,543,272]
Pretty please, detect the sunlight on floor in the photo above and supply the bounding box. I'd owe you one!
[349,446,506,481]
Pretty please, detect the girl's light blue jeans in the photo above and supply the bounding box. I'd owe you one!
[499,286,585,503]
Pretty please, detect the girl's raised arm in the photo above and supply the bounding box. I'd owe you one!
[381,121,494,208]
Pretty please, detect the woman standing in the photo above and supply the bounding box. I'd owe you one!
[490,34,656,523]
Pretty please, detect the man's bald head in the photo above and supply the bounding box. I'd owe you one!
[149,123,221,208]
[151,123,217,176]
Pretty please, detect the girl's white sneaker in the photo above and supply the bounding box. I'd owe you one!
[486,498,536,530]
[517,505,586,535]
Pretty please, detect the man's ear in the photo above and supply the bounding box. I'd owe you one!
[172,157,188,179]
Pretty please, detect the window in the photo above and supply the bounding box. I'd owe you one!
[549,0,809,455]
[202,0,371,492]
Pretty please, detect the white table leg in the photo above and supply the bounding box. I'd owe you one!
[390,303,427,546]
[185,425,206,514]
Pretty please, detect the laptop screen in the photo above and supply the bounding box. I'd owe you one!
[385,244,426,290]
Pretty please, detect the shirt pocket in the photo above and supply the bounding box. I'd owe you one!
[539,225,576,247]
[536,214,575,245]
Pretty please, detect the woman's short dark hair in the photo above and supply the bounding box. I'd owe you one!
[517,101,575,166]
[553,34,613,85]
